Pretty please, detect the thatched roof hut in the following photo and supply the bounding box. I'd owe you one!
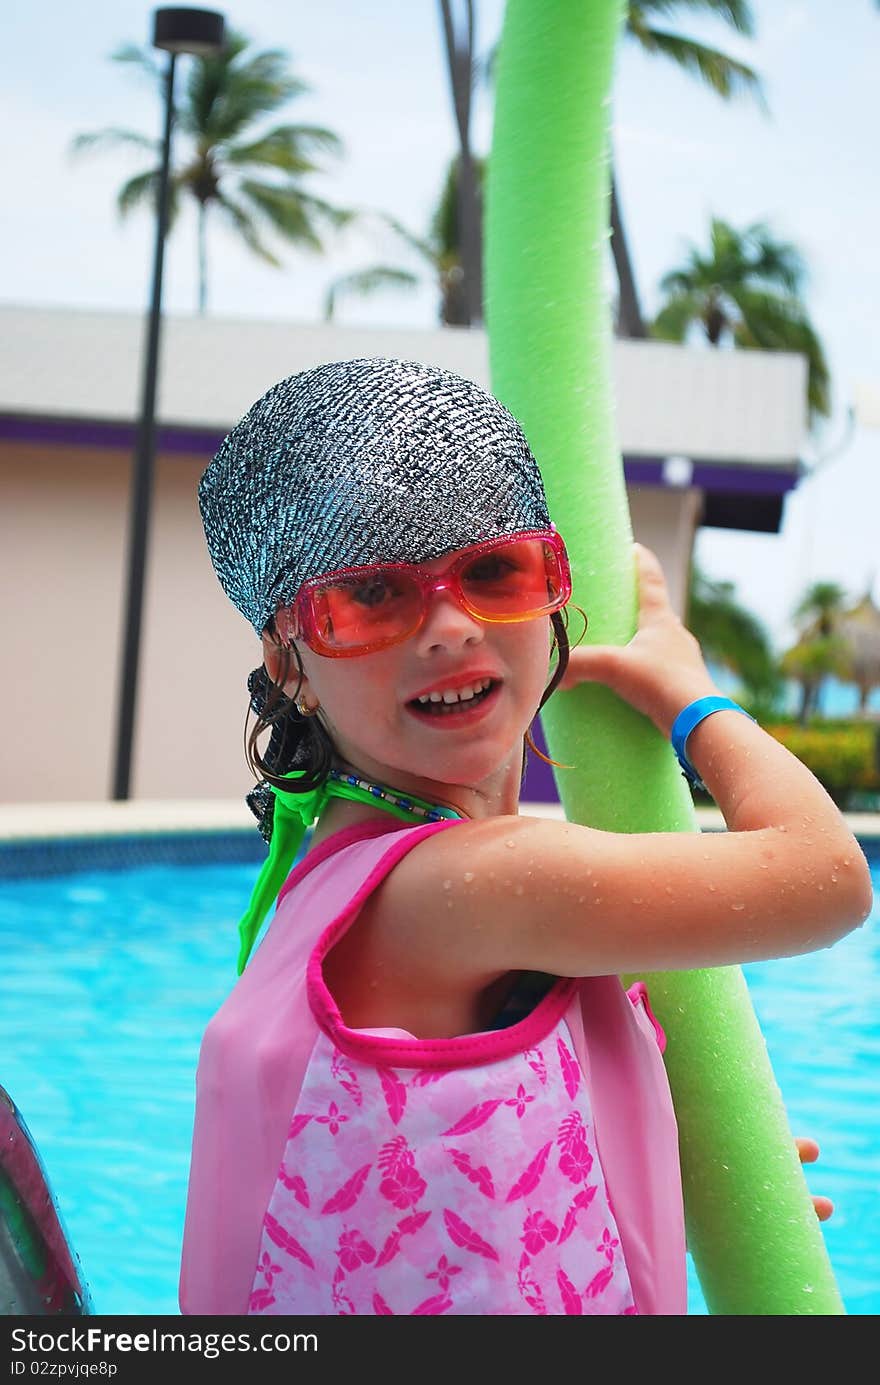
[838,588,880,713]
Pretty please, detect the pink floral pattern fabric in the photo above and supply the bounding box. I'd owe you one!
[249,1022,636,1316]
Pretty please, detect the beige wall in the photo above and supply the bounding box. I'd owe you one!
[2,441,256,803]
[2,441,698,803]
[627,484,703,618]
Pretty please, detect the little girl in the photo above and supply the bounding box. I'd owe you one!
[180,357,871,1317]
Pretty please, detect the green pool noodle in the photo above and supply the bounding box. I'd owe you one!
[485,0,844,1315]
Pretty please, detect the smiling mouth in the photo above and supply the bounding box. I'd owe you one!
[407,678,498,716]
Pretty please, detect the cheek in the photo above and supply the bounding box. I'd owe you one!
[512,622,555,686]
[298,648,399,724]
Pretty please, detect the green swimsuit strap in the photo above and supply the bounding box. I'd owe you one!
[235,771,461,974]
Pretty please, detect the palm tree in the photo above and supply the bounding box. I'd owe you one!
[687,564,783,717]
[652,217,831,421]
[484,2,763,338]
[612,0,763,337]
[324,153,487,326]
[437,0,483,326]
[71,31,352,314]
[782,580,850,721]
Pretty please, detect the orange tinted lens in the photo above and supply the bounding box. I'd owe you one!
[310,570,422,649]
[459,539,560,616]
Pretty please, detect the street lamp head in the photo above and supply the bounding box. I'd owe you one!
[152,7,226,56]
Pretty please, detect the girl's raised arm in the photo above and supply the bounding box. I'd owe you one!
[383,546,873,984]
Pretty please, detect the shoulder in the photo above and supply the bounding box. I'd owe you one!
[367,813,598,986]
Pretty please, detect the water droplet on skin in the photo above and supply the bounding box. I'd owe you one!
[463,871,474,883]
[831,875,838,884]
[731,903,745,911]
[505,840,516,849]
[708,884,717,893]
[632,898,643,906]
[442,880,452,891]
[818,885,824,892]
[577,896,585,905]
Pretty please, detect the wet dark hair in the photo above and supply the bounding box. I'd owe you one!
[245,606,583,835]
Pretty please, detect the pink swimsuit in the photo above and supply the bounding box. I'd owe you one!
[180,819,687,1316]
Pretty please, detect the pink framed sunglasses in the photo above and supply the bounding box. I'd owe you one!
[274,528,572,658]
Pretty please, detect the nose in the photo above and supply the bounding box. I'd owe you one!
[413,581,485,656]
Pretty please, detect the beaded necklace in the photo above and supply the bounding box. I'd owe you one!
[326,767,463,823]
[236,767,465,974]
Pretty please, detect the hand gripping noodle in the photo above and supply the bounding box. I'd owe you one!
[485,0,845,1314]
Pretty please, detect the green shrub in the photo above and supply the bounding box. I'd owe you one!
[762,721,879,806]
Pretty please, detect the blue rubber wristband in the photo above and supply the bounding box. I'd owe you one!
[670,695,755,792]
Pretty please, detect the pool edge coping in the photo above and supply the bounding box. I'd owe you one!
[1,799,878,844]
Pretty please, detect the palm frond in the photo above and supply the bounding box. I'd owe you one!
[629,1,755,38]
[743,222,806,295]
[237,180,333,250]
[182,33,309,143]
[793,582,849,629]
[731,287,831,418]
[626,24,765,107]
[688,565,779,694]
[69,128,159,159]
[116,168,183,230]
[110,42,163,86]
[215,193,282,266]
[287,189,355,231]
[658,257,708,295]
[367,212,436,265]
[324,266,420,321]
[223,124,343,173]
[116,169,161,218]
[650,289,704,340]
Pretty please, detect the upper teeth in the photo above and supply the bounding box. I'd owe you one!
[417,678,492,705]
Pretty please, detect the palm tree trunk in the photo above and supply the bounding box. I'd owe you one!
[198,202,208,316]
[609,163,645,338]
[438,0,483,325]
[798,679,812,725]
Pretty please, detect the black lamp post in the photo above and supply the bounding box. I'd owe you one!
[112,7,226,801]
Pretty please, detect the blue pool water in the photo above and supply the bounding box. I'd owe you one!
[0,839,878,1316]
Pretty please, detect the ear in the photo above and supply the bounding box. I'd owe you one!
[260,631,311,701]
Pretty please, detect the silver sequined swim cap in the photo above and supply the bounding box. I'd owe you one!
[199,357,552,634]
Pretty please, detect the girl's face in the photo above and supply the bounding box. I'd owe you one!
[264,546,555,809]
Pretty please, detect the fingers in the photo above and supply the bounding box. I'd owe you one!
[795,1137,820,1165]
[795,1138,832,1220]
[632,542,673,620]
[557,643,624,691]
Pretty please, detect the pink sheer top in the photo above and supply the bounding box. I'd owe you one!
[180,819,687,1315]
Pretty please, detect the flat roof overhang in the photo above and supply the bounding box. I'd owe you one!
[0,411,801,535]
[0,307,808,535]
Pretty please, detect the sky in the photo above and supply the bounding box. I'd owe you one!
[3,0,879,649]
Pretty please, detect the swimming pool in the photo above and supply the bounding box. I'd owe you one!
[1,833,877,1316]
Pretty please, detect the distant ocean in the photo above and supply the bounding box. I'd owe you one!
[708,666,880,720]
